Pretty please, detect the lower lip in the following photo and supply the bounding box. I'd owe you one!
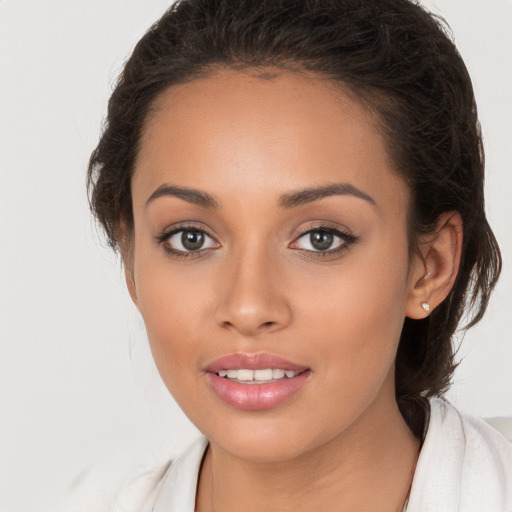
[205,371,310,410]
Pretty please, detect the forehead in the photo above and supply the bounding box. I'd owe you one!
[133,68,407,213]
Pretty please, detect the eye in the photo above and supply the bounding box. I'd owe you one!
[290,227,355,253]
[160,228,219,254]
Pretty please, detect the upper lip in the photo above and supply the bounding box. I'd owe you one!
[204,352,309,373]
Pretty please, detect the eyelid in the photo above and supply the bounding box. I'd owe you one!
[289,223,357,253]
[155,223,220,255]
[292,222,355,241]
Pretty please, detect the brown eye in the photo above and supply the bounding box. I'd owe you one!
[181,230,205,251]
[164,228,219,253]
[309,230,334,251]
[292,228,347,253]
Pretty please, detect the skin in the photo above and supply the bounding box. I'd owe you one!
[126,69,462,512]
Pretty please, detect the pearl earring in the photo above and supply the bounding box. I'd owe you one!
[421,302,430,311]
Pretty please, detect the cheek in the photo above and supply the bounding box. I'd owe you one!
[141,289,204,350]
[294,238,410,378]
[138,288,210,416]
[133,250,211,387]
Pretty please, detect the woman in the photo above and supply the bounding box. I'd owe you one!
[85,0,512,510]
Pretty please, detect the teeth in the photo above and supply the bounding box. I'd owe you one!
[254,369,273,381]
[237,369,254,381]
[217,368,300,381]
[272,369,285,379]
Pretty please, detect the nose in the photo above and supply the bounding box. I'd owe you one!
[214,246,292,337]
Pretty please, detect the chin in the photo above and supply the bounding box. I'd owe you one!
[198,409,346,464]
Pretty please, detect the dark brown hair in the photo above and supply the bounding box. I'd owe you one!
[87,0,501,435]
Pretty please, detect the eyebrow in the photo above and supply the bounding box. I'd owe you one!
[279,183,376,208]
[145,184,219,209]
[145,181,376,210]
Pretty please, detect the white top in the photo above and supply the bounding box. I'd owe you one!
[57,399,512,512]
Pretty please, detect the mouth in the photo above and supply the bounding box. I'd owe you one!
[204,353,311,410]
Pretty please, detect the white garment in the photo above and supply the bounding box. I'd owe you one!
[59,398,512,512]
[407,398,512,511]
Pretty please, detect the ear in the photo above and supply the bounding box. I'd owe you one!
[406,211,463,319]
[124,265,140,311]
[116,221,140,311]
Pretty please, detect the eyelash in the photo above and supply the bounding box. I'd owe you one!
[155,224,358,259]
[290,225,358,258]
[155,224,219,259]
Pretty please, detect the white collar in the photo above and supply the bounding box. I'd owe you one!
[407,398,512,511]
[151,399,512,511]
[152,436,209,512]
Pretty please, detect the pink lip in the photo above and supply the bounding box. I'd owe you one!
[204,353,311,411]
[204,353,308,373]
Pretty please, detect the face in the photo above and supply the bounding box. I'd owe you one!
[129,69,421,462]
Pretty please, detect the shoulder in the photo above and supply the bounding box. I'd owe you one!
[51,436,207,512]
[408,398,512,512]
[50,447,174,512]
[433,398,512,476]
[114,435,208,512]
[452,401,512,505]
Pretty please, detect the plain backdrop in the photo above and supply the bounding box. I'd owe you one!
[0,1,511,510]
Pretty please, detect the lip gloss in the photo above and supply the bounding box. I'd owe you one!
[203,353,310,410]
[206,371,310,410]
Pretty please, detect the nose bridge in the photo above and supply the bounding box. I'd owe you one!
[216,239,291,335]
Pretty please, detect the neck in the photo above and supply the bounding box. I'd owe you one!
[196,386,420,512]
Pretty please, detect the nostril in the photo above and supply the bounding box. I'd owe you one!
[216,298,292,335]
[221,319,276,333]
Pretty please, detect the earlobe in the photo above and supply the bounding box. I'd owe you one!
[406,211,463,319]
[116,222,140,310]
[125,267,140,311]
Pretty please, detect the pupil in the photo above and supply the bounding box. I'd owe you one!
[182,230,204,250]
[310,231,333,250]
